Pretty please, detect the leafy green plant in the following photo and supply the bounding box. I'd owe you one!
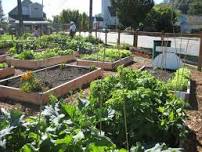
[13,48,74,60]
[14,50,35,60]
[0,40,14,49]
[0,99,120,152]
[20,71,42,93]
[0,63,8,69]
[0,97,183,152]
[88,67,187,148]
[167,68,191,91]
[81,48,132,62]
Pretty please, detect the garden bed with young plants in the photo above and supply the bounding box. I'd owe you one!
[77,48,133,70]
[0,64,102,105]
[143,66,191,100]
[0,67,186,151]
[0,63,15,79]
[7,48,76,69]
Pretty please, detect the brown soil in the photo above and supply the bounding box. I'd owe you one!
[184,70,202,152]
[1,65,91,90]
[144,67,174,82]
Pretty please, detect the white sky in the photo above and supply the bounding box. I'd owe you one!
[2,0,163,19]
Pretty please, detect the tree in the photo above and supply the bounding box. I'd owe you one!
[164,0,202,15]
[163,0,190,14]
[110,0,154,30]
[53,9,89,31]
[188,0,202,15]
[144,4,178,32]
[79,13,89,31]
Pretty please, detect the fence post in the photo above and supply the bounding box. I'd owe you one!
[117,29,120,46]
[198,32,202,71]
[161,31,165,41]
[105,32,108,45]
[133,30,138,47]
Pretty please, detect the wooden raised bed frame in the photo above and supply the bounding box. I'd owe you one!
[77,56,133,70]
[7,54,76,69]
[0,54,6,62]
[0,64,102,105]
[0,67,15,79]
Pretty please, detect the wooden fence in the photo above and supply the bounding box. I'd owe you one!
[93,30,202,71]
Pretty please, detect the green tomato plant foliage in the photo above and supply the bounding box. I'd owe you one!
[89,67,187,148]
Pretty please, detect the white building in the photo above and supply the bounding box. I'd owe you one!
[101,0,118,28]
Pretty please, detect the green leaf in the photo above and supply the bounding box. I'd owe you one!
[73,131,84,143]
[61,103,76,119]
[20,144,36,152]
[169,111,174,121]
[55,135,73,145]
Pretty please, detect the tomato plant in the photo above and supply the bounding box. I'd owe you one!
[89,67,187,148]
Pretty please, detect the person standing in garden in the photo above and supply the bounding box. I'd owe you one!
[69,21,76,38]
[33,26,40,37]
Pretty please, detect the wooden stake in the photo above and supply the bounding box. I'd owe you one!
[133,30,138,47]
[198,32,202,71]
[117,29,120,46]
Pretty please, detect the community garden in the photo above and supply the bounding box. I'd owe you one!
[0,33,201,152]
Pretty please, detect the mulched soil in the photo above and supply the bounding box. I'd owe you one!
[0,56,202,151]
[1,65,91,90]
[144,67,173,82]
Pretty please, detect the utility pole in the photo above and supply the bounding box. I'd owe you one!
[42,0,43,18]
[17,0,23,36]
[89,0,93,34]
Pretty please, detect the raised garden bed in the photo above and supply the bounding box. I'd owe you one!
[0,54,6,62]
[142,66,190,101]
[77,56,133,70]
[0,67,15,79]
[0,64,102,105]
[130,47,152,58]
[7,54,76,69]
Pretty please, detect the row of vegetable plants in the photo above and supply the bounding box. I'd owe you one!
[0,67,187,151]
[0,34,100,51]
[80,48,132,62]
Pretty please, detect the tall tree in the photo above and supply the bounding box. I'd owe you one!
[111,0,154,30]
[174,0,190,14]
[188,0,202,15]
[80,13,89,31]
[53,9,89,31]
[144,4,178,32]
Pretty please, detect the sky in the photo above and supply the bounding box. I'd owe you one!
[1,0,163,19]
